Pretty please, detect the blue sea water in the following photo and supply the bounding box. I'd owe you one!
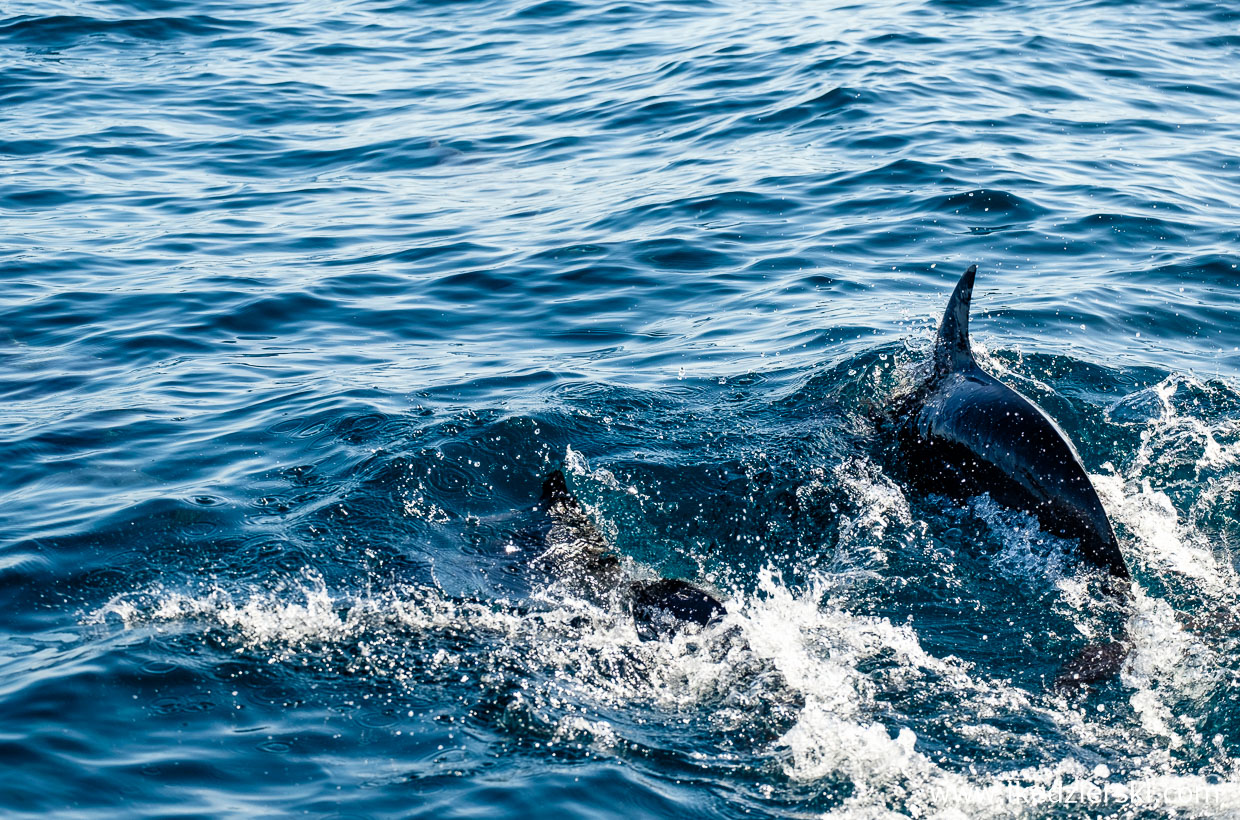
[4,0,1240,815]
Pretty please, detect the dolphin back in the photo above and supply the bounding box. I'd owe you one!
[907,265,1131,582]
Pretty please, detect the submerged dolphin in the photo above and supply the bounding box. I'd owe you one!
[896,265,1131,686]
[537,469,726,636]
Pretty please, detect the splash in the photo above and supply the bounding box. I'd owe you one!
[969,493,1076,588]
[88,551,1240,816]
[830,458,912,569]
[83,369,1240,817]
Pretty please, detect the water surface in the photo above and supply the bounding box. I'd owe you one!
[4,0,1240,816]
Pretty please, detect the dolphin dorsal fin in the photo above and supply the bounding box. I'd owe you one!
[933,264,977,376]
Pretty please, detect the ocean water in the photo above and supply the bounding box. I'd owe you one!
[4,0,1240,816]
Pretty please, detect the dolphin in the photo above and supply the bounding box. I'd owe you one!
[895,265,1131,687]
[537,469,726,636]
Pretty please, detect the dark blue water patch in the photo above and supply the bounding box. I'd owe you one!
[629,237,737,271]
[937,187,1046,222]
[751,87,872,128]
[183,291,332,335]
[0,187,78,209]
[863,31,945,48]
[0,136,71,157]
[187,82,445,127]
[189,135,462,178]
[0,65,70,104]
[1154,80,1240,101]
[0,13,252,47]
[687,91,877,145]
[1060,212,1192,243]
[931,189,1050,224]
[509,0,589,20]
[1122,254,1240,286]
[136,183,376,216]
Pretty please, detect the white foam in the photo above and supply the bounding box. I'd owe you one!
[969,494,1075,588]
[1093,376,1240,597]
[89,558,1240,816]
[1118,375,1240,481]
[1092,472,1228,595]
[1121,587,1219,748]
[830,458,911,569]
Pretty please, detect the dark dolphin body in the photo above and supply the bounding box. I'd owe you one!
[537,469,725,637]
[896,265,1132,687]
